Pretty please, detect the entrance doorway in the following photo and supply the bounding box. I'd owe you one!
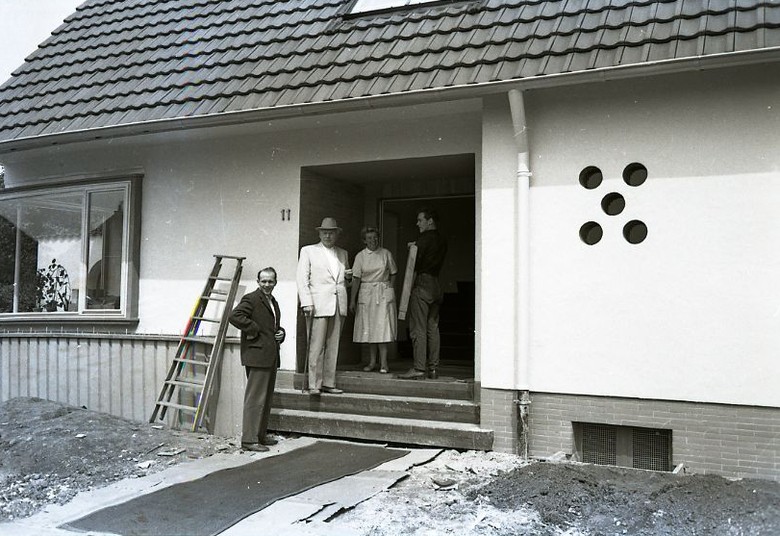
[298,154,476,379]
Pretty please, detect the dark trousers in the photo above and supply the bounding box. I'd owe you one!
[408,274,443,372]
[241,366,277,444]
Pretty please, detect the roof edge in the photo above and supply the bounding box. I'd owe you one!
[2,47,780,155]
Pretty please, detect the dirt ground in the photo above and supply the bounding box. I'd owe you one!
[1,397,779,535]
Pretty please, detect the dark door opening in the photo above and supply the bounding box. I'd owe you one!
[298,154,476,380]
[381,195,475,377]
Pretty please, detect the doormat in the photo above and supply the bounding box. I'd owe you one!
[62,441,408,536]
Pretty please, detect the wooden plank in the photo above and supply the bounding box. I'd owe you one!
[397,244,417,321]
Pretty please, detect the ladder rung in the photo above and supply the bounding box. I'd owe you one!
[193,316,221,323]
[166,379,205,389]
[210,289,229,296]
[202,294,227,302]
[214,254,246,260]
[155,401,197,412]
[209,276,233,282]
[175,358,210,366]
[181,335,215,345]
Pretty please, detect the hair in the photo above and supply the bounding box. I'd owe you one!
[418,207,439,224]
[360,226,380,241]
[257,267,277,280]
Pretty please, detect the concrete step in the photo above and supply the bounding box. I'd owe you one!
[273,388,479,424]
[293,372,474,400]
[269,408,494,450]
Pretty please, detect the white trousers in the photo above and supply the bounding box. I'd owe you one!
[306,311,344,389]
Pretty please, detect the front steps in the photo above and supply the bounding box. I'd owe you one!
[269,371,493,450]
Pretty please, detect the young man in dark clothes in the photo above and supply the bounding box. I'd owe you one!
[398,208,447,380]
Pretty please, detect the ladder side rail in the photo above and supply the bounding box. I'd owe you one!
[194,260,244,431]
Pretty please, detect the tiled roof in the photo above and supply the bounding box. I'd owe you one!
[1,0,779,145]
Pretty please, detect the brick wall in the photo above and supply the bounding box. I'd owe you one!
[529,393,780,481]
[480,387,780,480]
[299,169,365,256]
[480,387,518,454]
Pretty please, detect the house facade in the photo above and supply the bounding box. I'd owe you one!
[1,0,778,480]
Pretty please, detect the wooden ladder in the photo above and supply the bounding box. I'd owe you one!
[150,254,245,432]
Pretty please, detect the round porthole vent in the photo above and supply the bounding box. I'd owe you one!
[601,193,625,216]
[623,220,648,244]
[579,166,603,190]
[580,221,603,245]
[623,163,647,187]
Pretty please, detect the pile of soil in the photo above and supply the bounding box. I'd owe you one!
[471,462,780,535]
[0,397,234,521]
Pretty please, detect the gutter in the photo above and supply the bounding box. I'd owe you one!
[1,46,779,154]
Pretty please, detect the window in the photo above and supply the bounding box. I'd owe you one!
[0,177,140,320]
[350,0,450,15]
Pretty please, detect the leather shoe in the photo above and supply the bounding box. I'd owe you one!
[241,443,269,452]
[322,386,343,394]
[260,436,278,446]
[427,369,438,380]
[397,368,425,380]
[308,388,321,396]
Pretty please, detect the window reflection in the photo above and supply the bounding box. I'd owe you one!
[0,194,82,313]
[86,191,124,310]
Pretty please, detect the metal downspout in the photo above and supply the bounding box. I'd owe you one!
[507,89,531,459]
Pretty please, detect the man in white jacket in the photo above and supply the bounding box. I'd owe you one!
[296,217,351,395]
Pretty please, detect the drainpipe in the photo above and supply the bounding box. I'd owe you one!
[507,89,532,459]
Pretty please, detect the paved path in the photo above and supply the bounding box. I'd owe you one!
[0,437,439,536]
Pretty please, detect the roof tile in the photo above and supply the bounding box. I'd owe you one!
[1,0,779,144]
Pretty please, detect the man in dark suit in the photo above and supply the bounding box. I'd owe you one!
[229,267,285,452]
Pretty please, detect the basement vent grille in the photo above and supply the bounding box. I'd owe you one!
[581,423,617,466]
[575,423,672,472]
[633,427,673,471]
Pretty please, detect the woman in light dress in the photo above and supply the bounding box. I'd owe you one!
[349,227,398,373]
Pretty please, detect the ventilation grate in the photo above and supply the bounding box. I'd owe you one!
[576,422,672,471]
[581,423,617,466]
[633,427,672,472]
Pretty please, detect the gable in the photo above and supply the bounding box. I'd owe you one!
[1,0,779,147]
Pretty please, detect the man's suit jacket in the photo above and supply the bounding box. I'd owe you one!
[229,288,284,368]
[297,243,349,317]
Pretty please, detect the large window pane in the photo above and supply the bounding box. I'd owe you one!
[0,178,138,320]
[86,190,124,310]
[0,194,83,312]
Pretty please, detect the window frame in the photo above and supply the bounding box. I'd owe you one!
[345,0,461,17]
[0,174,142,323]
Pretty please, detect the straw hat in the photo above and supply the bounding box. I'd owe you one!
[316,217,342,231]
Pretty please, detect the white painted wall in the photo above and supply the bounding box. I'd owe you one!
[524,66,780,407]
[478,95,519,390]
[2,102,482,373]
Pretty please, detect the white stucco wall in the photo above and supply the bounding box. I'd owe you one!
[1,101,482,372]
[478,95,519,389]
[523,66,780,407]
